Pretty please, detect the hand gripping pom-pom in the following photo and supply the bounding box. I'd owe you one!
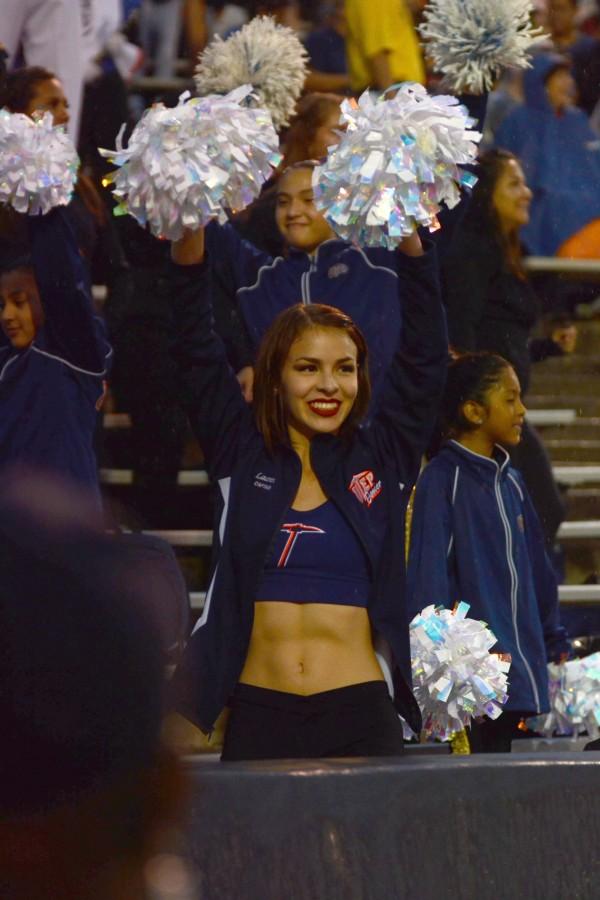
[194,15,308,131]
[419,0,546,94]
[410,602,510,741]
[312,84,481,249]
[99,87,281,240]
[0,110,79,215]
[528,653,600,740]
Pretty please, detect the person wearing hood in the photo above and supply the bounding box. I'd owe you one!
[493,52,600,258]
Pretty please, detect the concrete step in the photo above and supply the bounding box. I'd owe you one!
[527,396,600,416]
[566,488,600,520]
[543,440,600,463]
[553,464,600,485]
[528,374,600,398]
[536,418,600,440]
[530,353,600,376]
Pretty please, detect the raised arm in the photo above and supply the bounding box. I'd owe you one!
[441,233,495,351]
[371,235,448,484]
[28,208,110,374]
[169,229,252,479]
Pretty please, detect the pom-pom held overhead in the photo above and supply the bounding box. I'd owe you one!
[194,16,308,131]
[410,603,510,741]
[0,110,79,215]
[529,654,600,740]
[419,0,546,93]
[99,87,281,240]
[313,84,480,249]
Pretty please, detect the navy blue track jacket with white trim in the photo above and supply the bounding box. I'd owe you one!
[205,222,403,402]
[406,440,569,715]
[0,209,111,496]
[169,242,447,735]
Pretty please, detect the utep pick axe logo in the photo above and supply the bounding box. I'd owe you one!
[348,470,382,507]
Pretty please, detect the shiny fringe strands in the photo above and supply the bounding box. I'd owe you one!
[194,15,308,131]
[99,86,281,240]
[0,110,78,214]
[410,602,510,741]
[313,84,480,249]
[419,0,546,93]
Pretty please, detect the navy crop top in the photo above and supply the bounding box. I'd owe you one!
[256,501,371,606]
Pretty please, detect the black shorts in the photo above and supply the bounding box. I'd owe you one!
[221,680,405,762]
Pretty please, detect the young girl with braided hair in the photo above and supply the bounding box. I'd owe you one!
[406,352,569,752]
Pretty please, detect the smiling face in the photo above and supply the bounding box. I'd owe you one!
[275,167,336,253]
[25,77,70,127]
[478,366,527,449]
[0,268,42,350]
[491,158,533,233]
[280,326,359,443]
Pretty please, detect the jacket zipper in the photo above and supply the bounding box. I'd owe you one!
[301,256,318,305]
[494,469,541,712]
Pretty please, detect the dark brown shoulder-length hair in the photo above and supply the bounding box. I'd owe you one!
[253,303,371,454]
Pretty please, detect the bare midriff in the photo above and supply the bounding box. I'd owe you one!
[239,600,385,695]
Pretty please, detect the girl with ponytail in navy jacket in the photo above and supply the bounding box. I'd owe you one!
[406,353,569,752]
[168,225,447,761]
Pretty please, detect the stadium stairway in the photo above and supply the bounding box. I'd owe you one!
[527,320,600,587]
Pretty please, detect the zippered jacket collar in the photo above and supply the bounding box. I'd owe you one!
[287,237,349,267]
[446,440,511,482]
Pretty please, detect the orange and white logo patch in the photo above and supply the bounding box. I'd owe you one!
[349,470,382,507]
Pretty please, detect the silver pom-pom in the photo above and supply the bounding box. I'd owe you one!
[313,85,481,249]
[194,15,308,131]
[419,0,546,93]
[529,654,600,740]
[0,109,79,215]
[99,87,281,240]
[410,603,510,741]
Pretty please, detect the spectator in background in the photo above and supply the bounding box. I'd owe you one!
[231,92,345,255]
[79,0,139,183]
[0,66,131,312]
[441,149,571,557]
[251,0,304,32]
[205,0,248,40]
[546,0,600,114]
[344,0,425,92]
[0,0,84,141]
[0,472,190,900]
[495,53,600,258]
[139,0,184,78]
[304,0,350,93]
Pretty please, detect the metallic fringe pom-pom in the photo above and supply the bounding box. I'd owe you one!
[194,16,308,131]
[313,84,481,249]
[410,603,510,741]
[0,110,78,215]
[528,653,600,741]
[99,86,281,240]
[419,0,546,93]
